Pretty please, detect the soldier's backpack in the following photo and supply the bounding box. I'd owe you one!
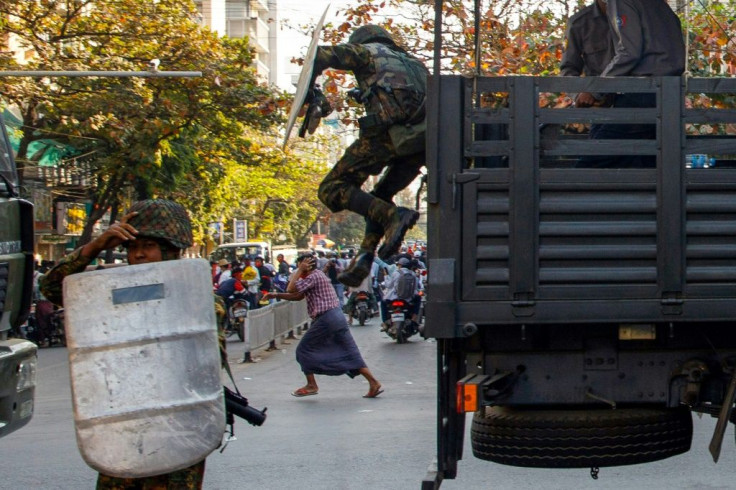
[359,43,428,123]
[396,269,418,301]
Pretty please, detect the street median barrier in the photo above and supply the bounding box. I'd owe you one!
[240,300,310,362]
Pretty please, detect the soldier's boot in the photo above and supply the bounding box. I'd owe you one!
[338,252,375,288]
[347,190,420,261]
[376,206,420,260]
[338,193,390,287]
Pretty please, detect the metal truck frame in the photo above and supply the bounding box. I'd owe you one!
[0,111,38,438]
[422,6,736,487]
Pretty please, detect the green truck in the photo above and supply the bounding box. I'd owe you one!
[0,112,38,438]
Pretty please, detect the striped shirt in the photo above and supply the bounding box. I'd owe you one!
[295,269,340,319]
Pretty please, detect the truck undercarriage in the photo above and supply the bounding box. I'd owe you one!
[423,74,736,487]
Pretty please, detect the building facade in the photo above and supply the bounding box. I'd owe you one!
[194,0,279,86]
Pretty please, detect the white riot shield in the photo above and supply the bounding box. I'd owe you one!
[63,259,224,478]
[282,4,330,149]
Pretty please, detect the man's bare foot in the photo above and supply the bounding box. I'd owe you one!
[363,383,384,398]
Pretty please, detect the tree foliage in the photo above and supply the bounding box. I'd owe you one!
[0,0,312,248]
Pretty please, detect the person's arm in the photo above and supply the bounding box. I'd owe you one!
[311,44,373,85]
[560,17,584,77]
[264,257,314,301]
[266,290,305,302]
[40,211,139,305]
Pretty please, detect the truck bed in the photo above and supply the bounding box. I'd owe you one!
[426,76,736,336]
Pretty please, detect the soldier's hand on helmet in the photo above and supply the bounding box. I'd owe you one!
[82,212,139,258]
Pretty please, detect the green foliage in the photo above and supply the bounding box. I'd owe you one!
[0,0,297,246]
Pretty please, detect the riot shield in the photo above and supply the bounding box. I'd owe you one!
[282,4,330,149]
[63,259,225,478]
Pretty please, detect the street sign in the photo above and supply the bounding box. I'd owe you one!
[234,219,248,242]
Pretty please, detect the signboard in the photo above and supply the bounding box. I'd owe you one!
[233,219,248,242]
[56,202,87,236]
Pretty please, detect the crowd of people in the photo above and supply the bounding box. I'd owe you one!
[211,244,428,325]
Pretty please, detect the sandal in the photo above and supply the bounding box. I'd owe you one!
[292,387,318,397]
[363,385,384,398]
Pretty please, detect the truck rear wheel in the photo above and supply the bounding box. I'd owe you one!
[471,405,692,468]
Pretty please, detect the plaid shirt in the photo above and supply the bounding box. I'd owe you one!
[295,269,339,319]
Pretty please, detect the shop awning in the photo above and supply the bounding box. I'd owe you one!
[3,108,81,166]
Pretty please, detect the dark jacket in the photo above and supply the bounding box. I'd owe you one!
[560,2,614,77]
[602,0,685,77]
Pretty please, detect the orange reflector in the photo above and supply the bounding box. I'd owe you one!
[456,381,478,413]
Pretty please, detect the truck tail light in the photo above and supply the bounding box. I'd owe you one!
[457,373,492,413]
[456,381,479,413]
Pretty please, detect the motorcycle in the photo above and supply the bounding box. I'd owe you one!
[384,298,418,344]
[225,292,249,342]
[272,273,289,293]
[25,301,66,347]
[352,291,374,326]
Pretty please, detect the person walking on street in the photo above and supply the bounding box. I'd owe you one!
[263,254,383,398]
[304,25,428,287]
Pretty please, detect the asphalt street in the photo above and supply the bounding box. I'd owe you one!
[3,314,736,489]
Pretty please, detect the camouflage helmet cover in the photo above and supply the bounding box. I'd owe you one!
[348,25,396,46]
[126,199,193,250]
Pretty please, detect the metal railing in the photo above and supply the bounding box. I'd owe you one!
[239,300,310,362]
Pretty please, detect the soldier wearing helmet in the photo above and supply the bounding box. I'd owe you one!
[40,199,223,489]
[305,24,428,288]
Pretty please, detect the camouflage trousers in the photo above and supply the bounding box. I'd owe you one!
[96,460,205,490]
[318,131,424,252]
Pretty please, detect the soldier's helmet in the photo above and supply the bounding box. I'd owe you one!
[126,199,193,250]
[348,25,396,46]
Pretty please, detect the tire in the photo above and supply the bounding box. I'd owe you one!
[358,309,367,326]
[471,405,692,468]
[396,321,406,344]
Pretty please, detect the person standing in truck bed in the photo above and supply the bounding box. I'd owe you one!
[580,0,685,168]
[560,0,615,109]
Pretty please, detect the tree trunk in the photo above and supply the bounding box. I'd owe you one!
[103,201,120,263]
[77,174,124,247]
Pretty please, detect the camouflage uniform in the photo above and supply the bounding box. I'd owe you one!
[95,461,205,490]
[312,39,426,255]
[40,200,225,490]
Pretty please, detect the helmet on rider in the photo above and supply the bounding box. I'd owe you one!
[348,25,396,46]
[397,257,411,267]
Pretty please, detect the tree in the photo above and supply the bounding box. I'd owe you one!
[0,0,285,246]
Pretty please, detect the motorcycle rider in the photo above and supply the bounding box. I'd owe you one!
[40,199,225,489]
[254,256,274,291]
[241,257,261,310]
[276,253,291,275]
[215,264,246,308]
[380,256,419,332]
[345,269,377,326]
[323,254,345,310]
